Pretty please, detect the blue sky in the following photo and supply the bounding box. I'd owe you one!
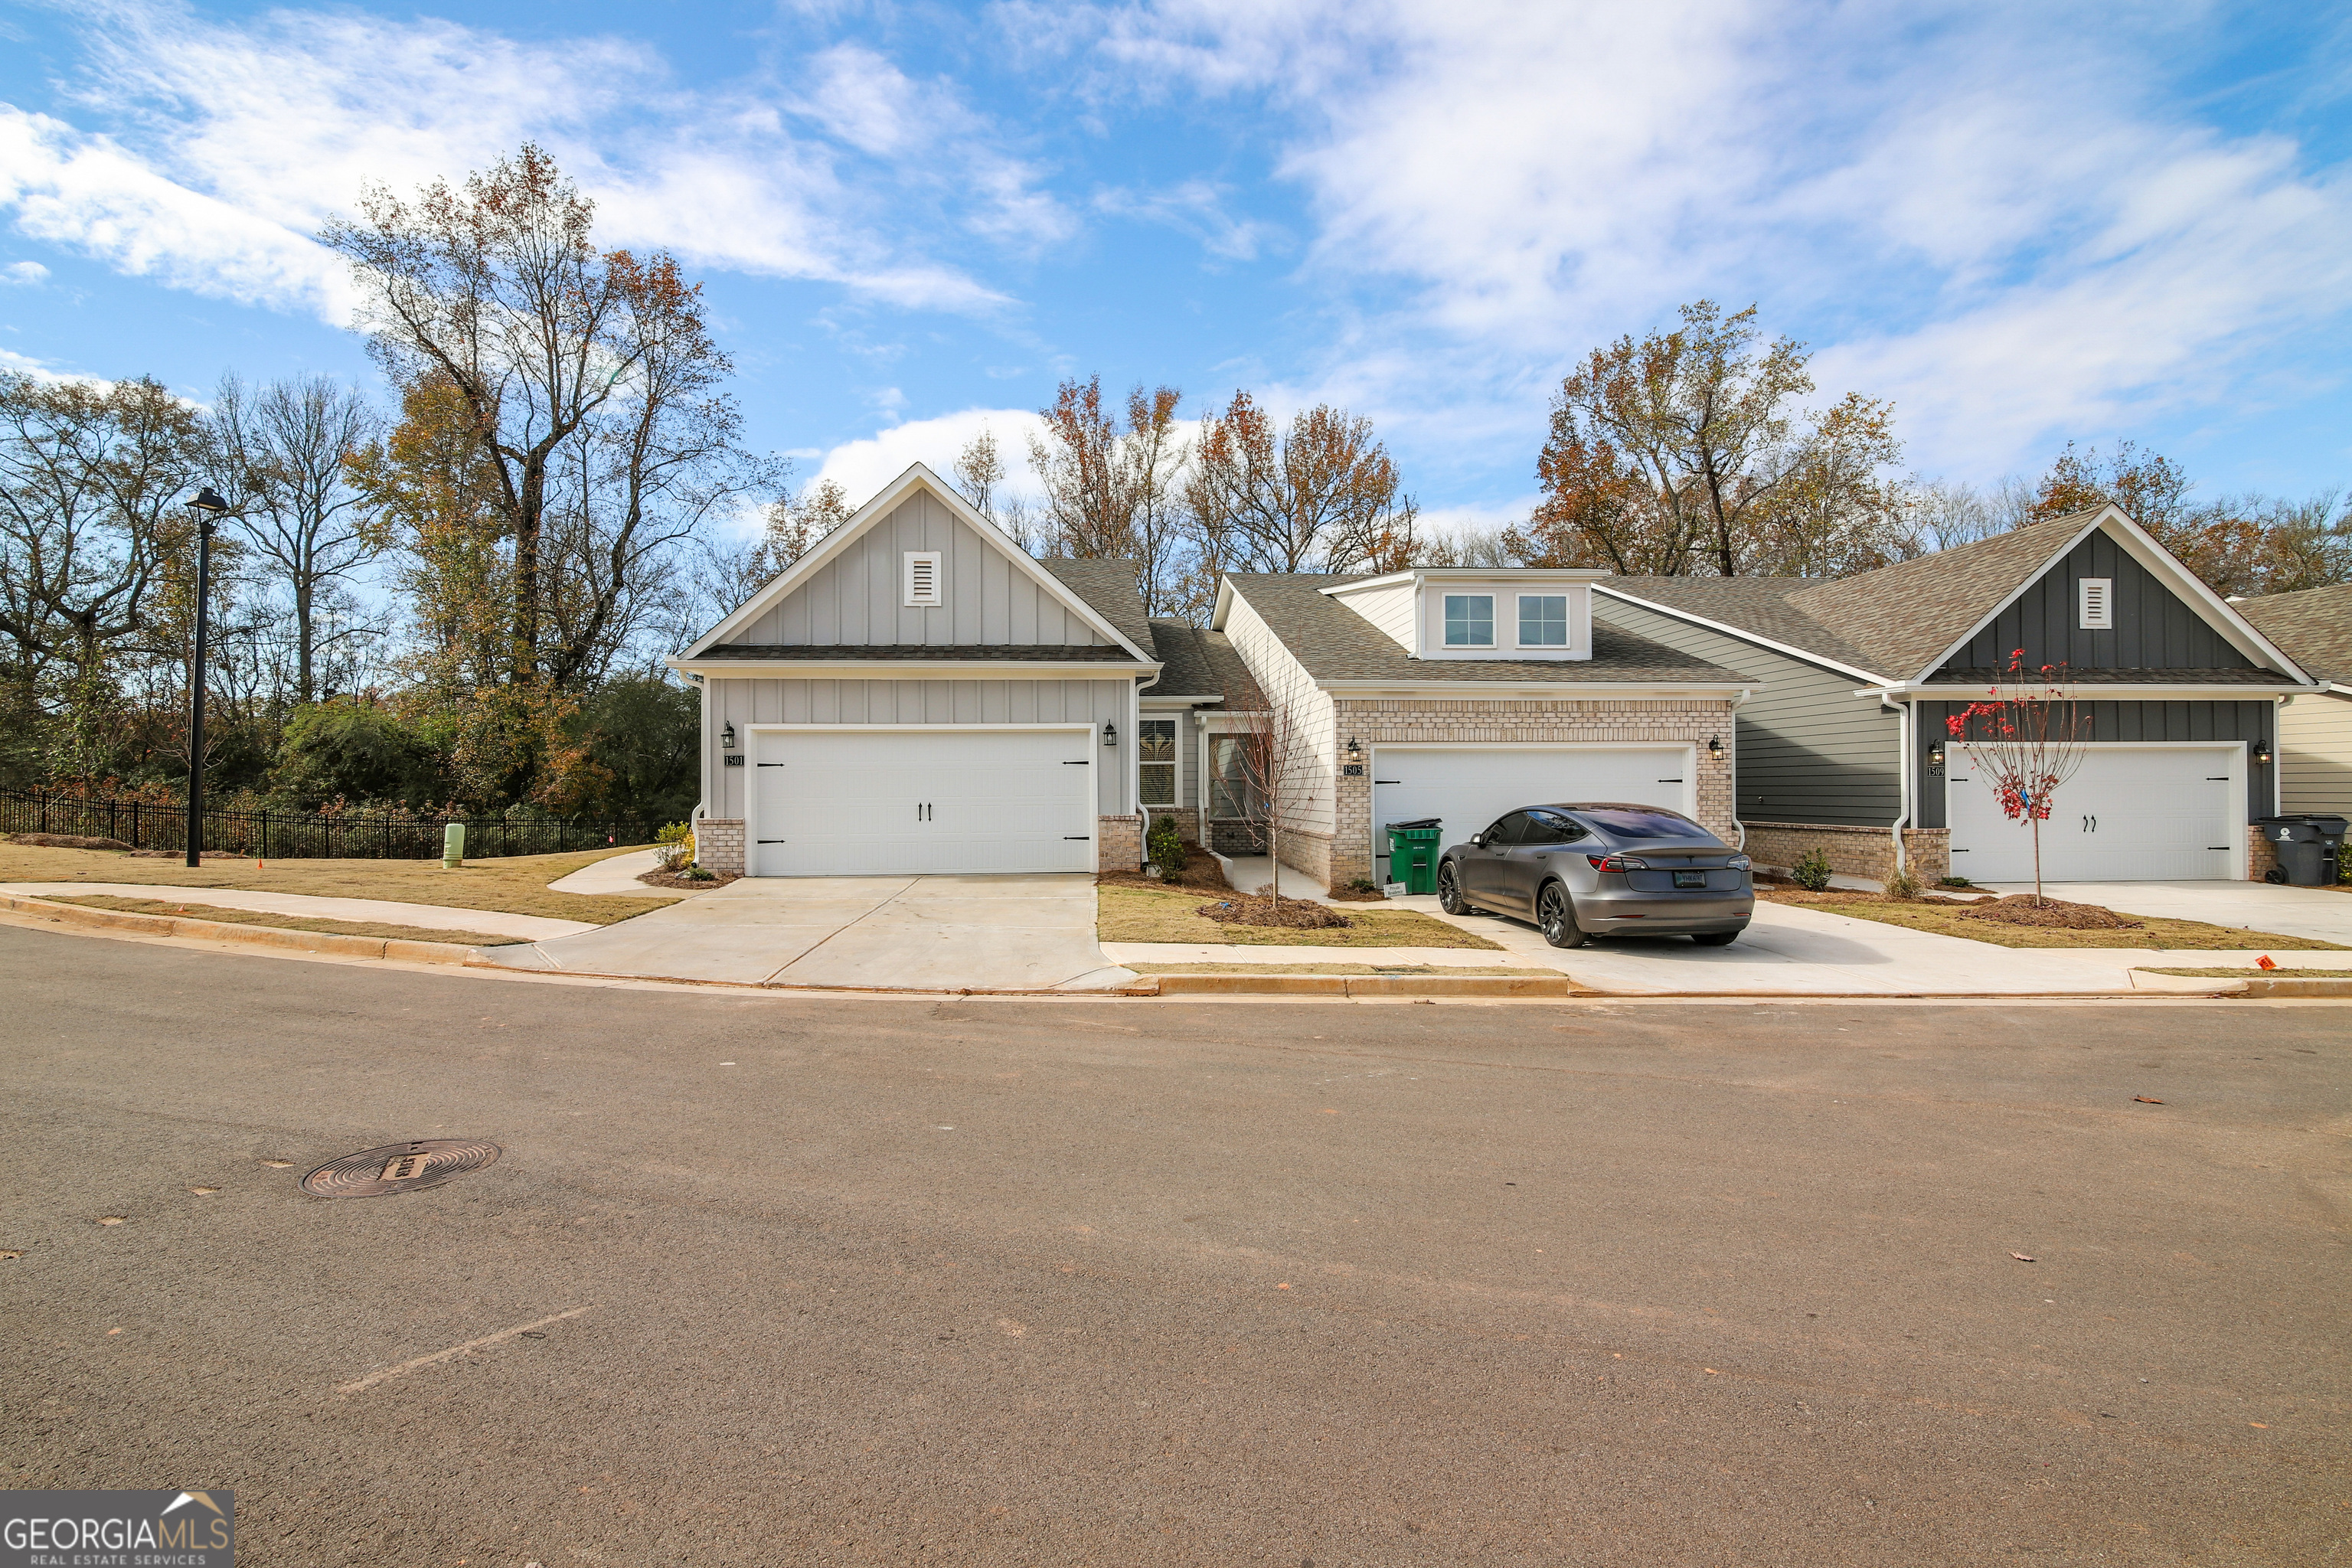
[2,0,2347,541]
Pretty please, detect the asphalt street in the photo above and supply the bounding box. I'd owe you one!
[2,922,2345,1566]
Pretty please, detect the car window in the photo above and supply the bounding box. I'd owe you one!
[1521,811,1583,844]
[1483,812,1530,845]
[1573,807,1712,840]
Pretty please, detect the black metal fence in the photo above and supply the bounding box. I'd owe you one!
[0,791,656,861]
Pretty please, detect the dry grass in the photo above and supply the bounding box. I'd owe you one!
[0,842,677,926]
[1763,889,2344,950]
[2135,966,2352,978]
[46,894,521,946]
[1122,961,1536,975]
[1098,882,1500,949]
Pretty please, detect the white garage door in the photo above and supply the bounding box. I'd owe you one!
[1370,745,1694,871]
[1946,745,2239,882]
[749,727,1096,877]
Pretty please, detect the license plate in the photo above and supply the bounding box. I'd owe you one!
[1673,871,1708,889]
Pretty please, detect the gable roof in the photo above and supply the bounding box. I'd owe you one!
[2236,581,2352,684]
[1146,619,1252,698]
[1222,573,1749,688]
[677,464,1155,664]
[1604,505,2310,685]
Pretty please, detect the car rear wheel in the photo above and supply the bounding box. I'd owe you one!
[1437,860,1472,915]
[1690,930,1740,947]
[1537,883,1587,949]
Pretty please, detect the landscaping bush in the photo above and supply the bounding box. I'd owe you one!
[1147,813,1188,879]
[1791,847,1834,892]
[655,821,694,871]
[1883,864,1922,900]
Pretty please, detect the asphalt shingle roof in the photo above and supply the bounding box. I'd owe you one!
[1597,576,1880,671]
[695,645,1138,663]
[2236,582,2352,684]
[1223,573,1749,686]
[1038,557,1155,658]
[1147,619,1253,697]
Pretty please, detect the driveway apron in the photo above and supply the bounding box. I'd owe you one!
[484,873,1132,991]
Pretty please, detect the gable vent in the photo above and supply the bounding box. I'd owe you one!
[903,550,942,607]
[2077,577,2112,630]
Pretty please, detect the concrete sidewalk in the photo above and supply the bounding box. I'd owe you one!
[484,873,1135,991]
[0,882,594,942]
[547,848,665,894]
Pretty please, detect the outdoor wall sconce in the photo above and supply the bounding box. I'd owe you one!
[720,722,737,750]
[1102,721,1117,747]
[1344,737,1362,763]
[2253,740,2272,767]
[1926,742,1945,770]
[1707,736,1723,756]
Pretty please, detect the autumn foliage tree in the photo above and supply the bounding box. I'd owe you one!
[2027,441,2349,597]
[1508,301,1906,578]
[1024,377,1190,614]
[1946,652,2093,905]
[1183,392,1419,581]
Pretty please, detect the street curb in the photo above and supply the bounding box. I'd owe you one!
[1144,972,1586,998]
[2233,975,2352,998]
[0,891,481,965]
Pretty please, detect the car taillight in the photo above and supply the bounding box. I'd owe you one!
[1728,854,1751,871]
[1586,854,1648,872]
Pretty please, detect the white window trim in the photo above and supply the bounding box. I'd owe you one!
[1442,593,1496,648]
[1514,592,1570,650]
[903,550,942,607]
[1137,717,1178,808]
[2077,577,2112,630]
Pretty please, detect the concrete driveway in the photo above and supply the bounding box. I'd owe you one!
[484,873,1134,991]
[1984,879,2352,945]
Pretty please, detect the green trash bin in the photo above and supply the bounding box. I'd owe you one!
[1385,819,1443,895]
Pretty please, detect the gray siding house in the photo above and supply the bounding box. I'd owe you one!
[2237,582,2352,820]
[1594,505,2318,885]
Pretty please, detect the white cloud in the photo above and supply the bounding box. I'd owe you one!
[1094,178,1270,260]
[0,345,110,385]
[2,260,50,286]
[1096,0,2352,475]
[3,1,1061,322]
[812,407,1054,511]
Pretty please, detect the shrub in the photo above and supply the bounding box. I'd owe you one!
[1883,865,1922,900]
[1347,876,1381,894]
[655,820,694,871]
[1146,812,1188,879]
[1939,875,1973,889]
[1791,847,1834,892]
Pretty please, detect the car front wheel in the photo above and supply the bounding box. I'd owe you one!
[1437,859,1470,915]
[1537,882,1587,949]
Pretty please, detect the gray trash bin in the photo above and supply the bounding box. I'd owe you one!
[2256,815,2348,887]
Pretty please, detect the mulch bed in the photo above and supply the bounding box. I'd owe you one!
[1098,856,1234,893]
[637,867,740,890]
[1759,888,1982,907]
[6,832,132,851]
[1327,886,1390,903]
[1963,893,2142,930]
[1194,893,1356,931]
[126,848,247,860]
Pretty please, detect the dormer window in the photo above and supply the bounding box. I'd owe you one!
[1443,594,1494,647]
[1517,594,1568,647]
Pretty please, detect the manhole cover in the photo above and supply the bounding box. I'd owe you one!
[301,1138,501,1198]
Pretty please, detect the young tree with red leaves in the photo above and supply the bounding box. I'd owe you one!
[1945,652,2092,905]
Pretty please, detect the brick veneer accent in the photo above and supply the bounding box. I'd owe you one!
[1145,807,1200,845]
[1098,814,1144,873]
[2247,824,2279,882]
[697,817,745,874]
[1324,697,1739,890]
[1743,822,1949,887]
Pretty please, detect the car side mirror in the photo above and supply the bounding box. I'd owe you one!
[1468,834,1484,848]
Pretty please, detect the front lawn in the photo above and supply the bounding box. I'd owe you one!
[45,894,524,947]
[1762,890,2345,951]
[1099,883,1501,949]
[0,842,676,926]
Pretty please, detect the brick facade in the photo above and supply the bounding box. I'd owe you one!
[1318,697,1740,890]
[1145,807,1201,846]
[1098,813,1144,873]
[1742,822,1950,887]
[2247,824,2279,883]
[697,817,745,875]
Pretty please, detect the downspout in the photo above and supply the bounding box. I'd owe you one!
[1890,695,1913,877]
[1728,686,1753,851]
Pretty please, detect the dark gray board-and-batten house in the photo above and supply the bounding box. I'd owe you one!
[1592,504,2320,884]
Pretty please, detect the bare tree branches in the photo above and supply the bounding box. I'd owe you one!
[1184,392,1418,577]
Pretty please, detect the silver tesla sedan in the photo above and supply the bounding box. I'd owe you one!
[1435,803,1754,949]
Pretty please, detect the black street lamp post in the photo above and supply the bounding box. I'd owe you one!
[183,487,231,868]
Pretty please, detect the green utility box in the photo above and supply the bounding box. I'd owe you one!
[1385,819,1442,896]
